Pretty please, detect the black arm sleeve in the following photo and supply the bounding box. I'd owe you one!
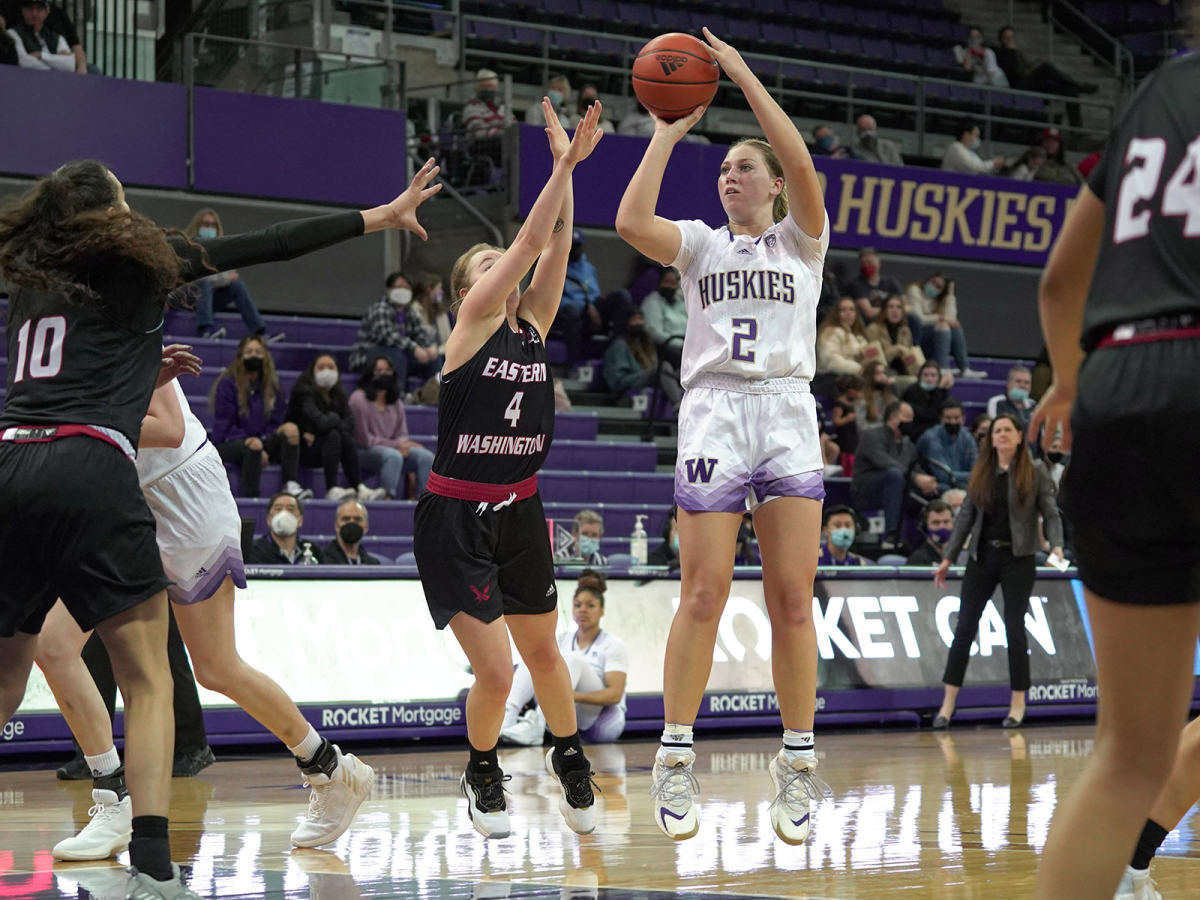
[172,211,366,281]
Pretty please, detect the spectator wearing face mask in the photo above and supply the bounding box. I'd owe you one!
[917,399,978,493]
[906,500,957,566]
[810,124,851,159]
[818,506,869,566]
[942,120,1005,176]
[1005,145,1047,181]
[986,366,1035,429]
[953,26,1008,87]
[648,509,681,570]
[848,247,905,324]
[554,230,631,364]
[853,115,904,166]
[970,414,992,446]
[900,360,953,441]
[404,272,447,384]
[555,509,608,566]
[1032,127,1082,187]
[182,209,272,340]
[525,73,572,127]
[349,355,434,499]
[247,492,323,564]
[942,487,967,519]
[462,67,514,141]
[852,401,940,543]
[640,266,687,368]
[604,305,682,408]
[569,83,614,133]
[322,499,381,565]
[905,273,983,377]
[349,271,421,384]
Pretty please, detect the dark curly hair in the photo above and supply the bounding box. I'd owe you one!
[575,568,607,606]
[0,160,199,313]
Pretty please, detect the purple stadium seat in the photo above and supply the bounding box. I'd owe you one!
[431,12,455,35]
[592,37,626,58]
[885,77,916,99]
[854,8,890,31]
[616,2,654,25]
[725,20,763,44]
[792,28,829,52]
[781,62,819,83]
[861,38,894,61]
[855,73,889,93]
[653,7,691,30]
[950,85,986,106]
[468,21,516,43]
[579,0,619,20]
[553,32,596,53]
[924,19,957,41]
[791,0,820,20]
[819,3,856,27]
[828,33,863,57]
[542,0,581,15]
[512,26,547,49]
[747,56,778,81]
[888,13,921,35]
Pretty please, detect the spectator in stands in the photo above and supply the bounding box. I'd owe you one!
[851,401,940,544]
[1004,145,1047,181]
[917,398,978,493]
[618,99,655,138]
[848,247,904,323]
[556,230,630,364]
[604,305,681,409]
[461,67,514,141]
[210,335,305,499]
[986,365,1035,428]
[247,492,322,565]
[648,509,680,570]
[1044,430,1068,490]
[349,354,434,499]
[942,487,967,519]
[287,352,383,502]
[1032,127,1082,186]
[970,414,992,446]
[570,83,615,133]
[859,359,899,426]
[817,506,869,567]
[818,264,841,325]
[0,19,15,66]
[555,509,608,566]
[349,271,427,384]
[811,124,851,159]
[995,25,1096,128]
[901,360,953,441]
[1,0,86,69]
[831,373,864,476]
[735,513,760,566]
[525,73,572,128]
[942,120,1005,176]
[404,272,447,384]
[640,266,686,368]
[322,499,382,565]
[905,272,982,377]
[5,0,75,71]
[954,26,1008,87]
[183,209,272,340]
[853,115,903,166]
[906,500,956,566]
[866,295,920,379]
[817,297,869,375]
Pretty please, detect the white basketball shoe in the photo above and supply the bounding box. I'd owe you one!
[649,747,700,840]
[544,748,596,834]
[290,746,375,848]
[52,788,131,860]
[460,765,512,839]
[768,749,831,844]
[1115,865,1162,900]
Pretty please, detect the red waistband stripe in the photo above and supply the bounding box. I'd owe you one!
[426,471,538,504]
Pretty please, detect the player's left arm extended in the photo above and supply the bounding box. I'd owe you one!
[518,175,574,335]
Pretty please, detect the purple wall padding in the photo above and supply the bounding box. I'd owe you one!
[191,88,408,206]
[0,67,187,187]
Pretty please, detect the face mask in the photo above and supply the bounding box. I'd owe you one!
[432,288,445,305]
[860,263,878,279]
[198,225,218,239]
[338,522,364,545]
[1009,387,1030,403]
[670,534,679,554]
[944,422,962,436]
[830,528,855,551]
[270,510,299,537]
[579,536,600,558]
[859,129,877,143]
[478,89,496,104]
[659,286,677,300]
[314,369,339,390]
[1046,451,1065,464]
[929,526,953,544]
[965,134,981,150]
[968,34,983,47]
[371,374,394,393]
[924,282,940,299]
[547,90,564,107]
[817,135,836,151]
[919,380,937,392]
[388,287,412,307]
[242,356,263,373]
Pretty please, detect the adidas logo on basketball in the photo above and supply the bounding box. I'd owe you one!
[657,54,688,76]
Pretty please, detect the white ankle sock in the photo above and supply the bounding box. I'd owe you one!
[288,726,324,763]
[85,746,121,777]
[660,723,694,749]
[783,729,815,759]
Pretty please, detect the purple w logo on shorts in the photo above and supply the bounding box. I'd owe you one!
[684,458,718,484]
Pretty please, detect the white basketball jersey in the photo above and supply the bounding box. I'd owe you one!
[670,211,829,388]
[137,380,210,488]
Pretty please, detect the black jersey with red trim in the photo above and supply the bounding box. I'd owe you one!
[1,211,363,445]
[432,317,554,484]
[1083,52,1200,350]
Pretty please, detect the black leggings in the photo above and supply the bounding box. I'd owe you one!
[217,432,299,498]
[942,545,1037,691]
[300,429,361,491]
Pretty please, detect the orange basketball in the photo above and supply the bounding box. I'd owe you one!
[631,33,719,121]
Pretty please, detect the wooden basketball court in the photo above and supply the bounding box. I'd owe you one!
[2,725,1198,898]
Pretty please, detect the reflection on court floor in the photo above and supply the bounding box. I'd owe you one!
[1,727,1198,898]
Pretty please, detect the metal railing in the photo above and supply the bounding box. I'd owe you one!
[1047,0,1136,89]
[59,0,159,80]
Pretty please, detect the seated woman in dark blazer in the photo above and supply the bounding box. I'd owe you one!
[931,413,1063,729]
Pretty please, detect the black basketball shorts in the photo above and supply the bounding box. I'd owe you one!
[413,491,558,630]
[0,437,170,636]
[1063,339,1200,605]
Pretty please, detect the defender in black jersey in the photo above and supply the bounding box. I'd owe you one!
[0,158,442,895]
[413,99,604,842]
[1029,51,1200,900]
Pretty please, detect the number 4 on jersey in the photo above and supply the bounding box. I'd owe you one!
[504,391,524,428]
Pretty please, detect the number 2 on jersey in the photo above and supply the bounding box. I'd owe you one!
[13,316,67,383]
[1114,136,1200,243]
[731,317,757,363]
[504,391,524,428]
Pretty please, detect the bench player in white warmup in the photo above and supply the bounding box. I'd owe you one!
[616,28,832,843]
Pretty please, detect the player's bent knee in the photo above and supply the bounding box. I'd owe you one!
[679,585,727,624]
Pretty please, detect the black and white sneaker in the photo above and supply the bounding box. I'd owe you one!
[545,748,597,835]
[460,767,511,839]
